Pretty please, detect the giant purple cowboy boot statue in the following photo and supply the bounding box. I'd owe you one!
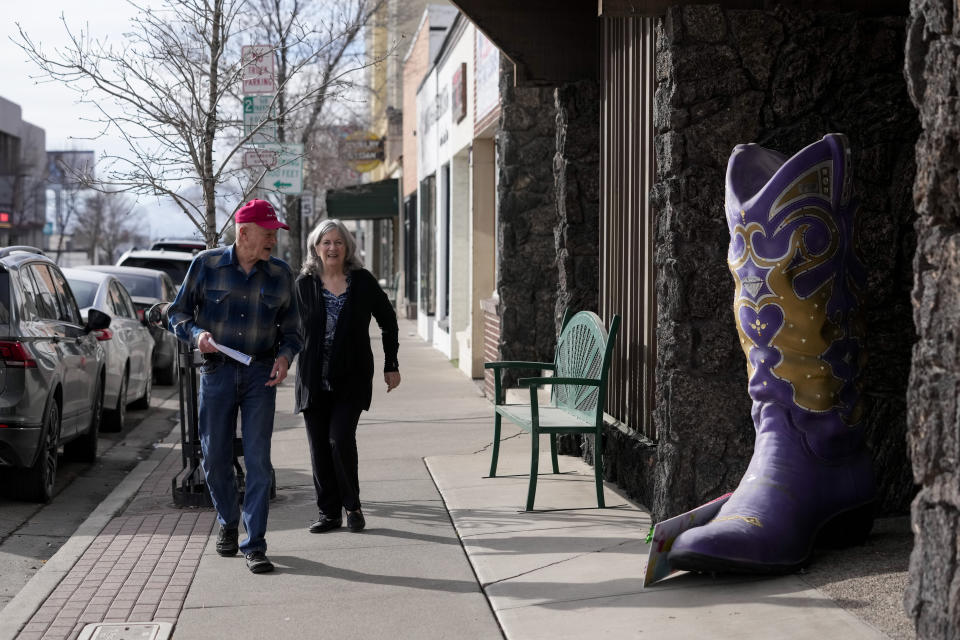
[669,133,875,574]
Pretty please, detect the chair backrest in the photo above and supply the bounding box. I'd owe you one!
[551,311,621,422]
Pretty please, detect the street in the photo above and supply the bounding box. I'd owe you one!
[0,383,181,611]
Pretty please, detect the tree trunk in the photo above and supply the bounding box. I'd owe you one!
[203,0,224,249]
[89,214,101,264]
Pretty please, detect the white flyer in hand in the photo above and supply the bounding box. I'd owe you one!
[208,338,253,366]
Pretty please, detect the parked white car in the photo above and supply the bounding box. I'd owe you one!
[62,269,154,432]
[116,249,196,287]
[79,265,180,385]
[149,238,206,253]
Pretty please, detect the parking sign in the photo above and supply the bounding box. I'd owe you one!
[260,143,304,195]
[242,45,276,95]
[243,95,276,143]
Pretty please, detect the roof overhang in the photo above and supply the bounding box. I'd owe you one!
[325,179,399,220]
[447,0,599,86]
[450,0,908,86]
[598,0,908,16]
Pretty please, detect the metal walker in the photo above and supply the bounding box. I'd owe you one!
[148,303,274,508]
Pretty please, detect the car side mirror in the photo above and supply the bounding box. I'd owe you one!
[84,308,112,333]
[147,302,171,325]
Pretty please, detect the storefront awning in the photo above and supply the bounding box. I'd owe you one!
[597,0,907,16]
[325,179,399,220]
[449,0,597,85]
[451,0,907,85]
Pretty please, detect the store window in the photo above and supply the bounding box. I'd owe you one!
[419,175,436,316]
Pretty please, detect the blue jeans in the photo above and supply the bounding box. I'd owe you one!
[197,358,276,554]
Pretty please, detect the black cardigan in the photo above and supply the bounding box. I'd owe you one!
[294,268,399,413]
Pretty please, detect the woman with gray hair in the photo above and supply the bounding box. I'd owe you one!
[294,218,401,534]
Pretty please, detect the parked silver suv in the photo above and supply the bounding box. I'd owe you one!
[0,247,111,502]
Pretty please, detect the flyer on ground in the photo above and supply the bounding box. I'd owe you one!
[643,492,732,587]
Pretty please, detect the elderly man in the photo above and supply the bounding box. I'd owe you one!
[168,199,302,574]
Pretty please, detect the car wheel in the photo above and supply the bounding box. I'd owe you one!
[19,399,60,502]
[65,374,102,463]
[157,352,177,386]
[102,368,128,433]
[131,369,152,410]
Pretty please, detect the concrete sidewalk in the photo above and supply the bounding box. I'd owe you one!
[1,318,902,639]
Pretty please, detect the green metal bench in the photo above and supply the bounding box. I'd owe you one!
[484,310,621,511]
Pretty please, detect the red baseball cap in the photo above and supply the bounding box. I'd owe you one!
[235,199,289,230]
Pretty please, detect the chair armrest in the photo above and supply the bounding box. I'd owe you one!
[484,361,556,370]
[518,376,601,387]
[486,362,555,406]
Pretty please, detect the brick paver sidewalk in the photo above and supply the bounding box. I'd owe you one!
[16,444,215,640]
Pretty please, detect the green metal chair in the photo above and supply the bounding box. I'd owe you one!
[484,310,621,510]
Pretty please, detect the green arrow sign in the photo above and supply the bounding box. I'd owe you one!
[259,143,303,195]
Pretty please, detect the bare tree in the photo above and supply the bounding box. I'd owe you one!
[73,191,137,264]
[16,0,381,249]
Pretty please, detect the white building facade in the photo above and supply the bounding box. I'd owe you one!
[415,14,499,376]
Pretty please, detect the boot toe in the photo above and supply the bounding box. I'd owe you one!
[669,517,808,575]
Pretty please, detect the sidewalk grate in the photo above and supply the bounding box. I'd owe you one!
[77,622,172,640]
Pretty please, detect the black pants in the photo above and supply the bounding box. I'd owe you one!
[302,391,363,516]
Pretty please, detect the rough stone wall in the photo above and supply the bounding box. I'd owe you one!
[496,57,560,380]
[552,80,602,457]
[651,6,918,521]
[554,80,601,327]
[903,1,960,636]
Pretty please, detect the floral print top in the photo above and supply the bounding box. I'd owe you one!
[320,274,351,390]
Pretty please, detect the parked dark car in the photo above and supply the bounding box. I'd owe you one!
[79,265,179,385]
[0,247,111,502]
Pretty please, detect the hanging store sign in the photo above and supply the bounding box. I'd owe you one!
[242,45,276,95]
[259,143,303,195]
[451,63,467,124]
[243,95,276,143]
[475,30,500,128]
[340,130,384,173]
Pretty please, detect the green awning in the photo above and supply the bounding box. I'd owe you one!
[325,179,399,220]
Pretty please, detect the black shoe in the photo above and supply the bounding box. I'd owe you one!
[244,550,274,574]
[308,514,342,533]
[216,525,239,557]
[347,510,365,532]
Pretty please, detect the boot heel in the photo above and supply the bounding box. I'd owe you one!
[816,502,875,549]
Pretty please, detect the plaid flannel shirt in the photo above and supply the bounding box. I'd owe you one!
[168,245,302,365]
